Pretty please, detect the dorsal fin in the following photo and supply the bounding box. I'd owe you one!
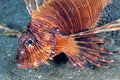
[89,0,112,29]
[29,0,113,35]
[24,0,50,15]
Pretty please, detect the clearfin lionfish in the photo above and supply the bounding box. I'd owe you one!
[16,0,120,69]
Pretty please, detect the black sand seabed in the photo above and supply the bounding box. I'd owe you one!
[0,0,120,80]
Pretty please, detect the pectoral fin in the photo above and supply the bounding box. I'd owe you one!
[55,34,114,68]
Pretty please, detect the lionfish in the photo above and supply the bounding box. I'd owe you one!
[16,0,120,69]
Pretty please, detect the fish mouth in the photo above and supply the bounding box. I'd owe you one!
[15,48,32,68]
[15,47,46,69]
[16,63,32,69]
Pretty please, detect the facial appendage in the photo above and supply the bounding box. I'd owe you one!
[16,31,54,68]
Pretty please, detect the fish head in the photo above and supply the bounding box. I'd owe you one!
[16,30,54,68]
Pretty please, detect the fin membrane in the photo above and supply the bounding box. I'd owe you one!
[66,35,114,68]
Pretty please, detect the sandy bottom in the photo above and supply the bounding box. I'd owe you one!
[0,0,120,80]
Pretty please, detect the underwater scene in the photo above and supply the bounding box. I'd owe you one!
[1,0,120,80]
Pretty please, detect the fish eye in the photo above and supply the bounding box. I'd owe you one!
[27,39,33,45]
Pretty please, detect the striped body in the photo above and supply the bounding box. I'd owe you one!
[16,0,115,69]
[30,0,110,35]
